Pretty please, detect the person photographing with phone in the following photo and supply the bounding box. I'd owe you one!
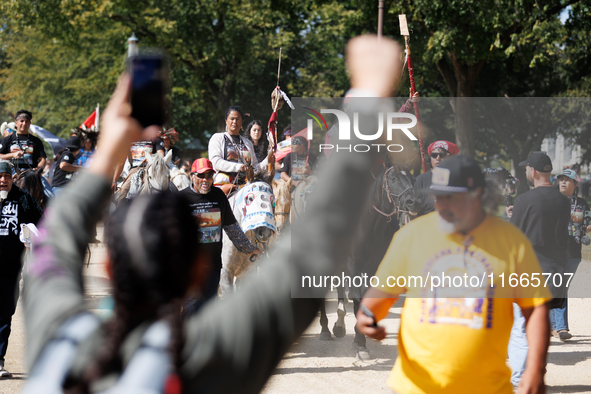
[22,35,405,393]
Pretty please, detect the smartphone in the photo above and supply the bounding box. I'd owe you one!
[129,54,168,128]
[360,305,378,328]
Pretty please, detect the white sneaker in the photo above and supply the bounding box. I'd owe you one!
[0,365,12,378]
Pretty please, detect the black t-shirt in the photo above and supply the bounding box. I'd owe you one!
[0,186,42,278]
[414,170,434,216]
[0,133,47,169]
[279,152,315,181]
[511,186,571,270]
[153,138,181,164]
[179,186,237,269]
[566,196,591,259]
[52,150,78,188]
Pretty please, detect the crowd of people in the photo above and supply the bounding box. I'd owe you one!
[0,32,587,394]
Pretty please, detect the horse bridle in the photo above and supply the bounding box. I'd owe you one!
[372,166,415,223]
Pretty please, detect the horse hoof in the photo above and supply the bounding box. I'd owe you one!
[319,331,333,341]
[355,346,371,361]
[333,323,346,338]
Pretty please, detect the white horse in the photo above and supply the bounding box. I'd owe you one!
[170,167,191,191]
[220,180,276,295]
[117,150,173,203]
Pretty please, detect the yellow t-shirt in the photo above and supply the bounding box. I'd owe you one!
[374,212,551,394]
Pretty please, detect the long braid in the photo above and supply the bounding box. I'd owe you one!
[66,192,198,393]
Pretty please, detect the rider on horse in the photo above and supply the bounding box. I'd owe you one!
[208,106,274,195]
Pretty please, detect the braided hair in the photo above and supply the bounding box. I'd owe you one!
[67,192,199,393]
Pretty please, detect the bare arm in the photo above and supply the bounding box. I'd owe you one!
[280,172,290,182]
[357,288,398,340]
[36,157,46,170]
[517,303,549,394]
[59,161,82,172]
[0,151,23,160]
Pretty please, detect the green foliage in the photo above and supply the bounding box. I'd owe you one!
[0,0,589,165]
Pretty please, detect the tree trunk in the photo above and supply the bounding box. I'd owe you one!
[436,55,485,158]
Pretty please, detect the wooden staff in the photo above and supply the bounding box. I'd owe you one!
[399,14,427,173]
[267,48,282,173]
[377,0,384,40]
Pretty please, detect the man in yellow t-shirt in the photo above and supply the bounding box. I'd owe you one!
[358,155,551,394]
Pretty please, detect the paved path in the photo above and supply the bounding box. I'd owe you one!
[2,231,591,393]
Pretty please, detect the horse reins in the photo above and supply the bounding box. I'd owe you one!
[372,166,415,223]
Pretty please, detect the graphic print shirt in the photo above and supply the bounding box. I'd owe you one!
[129,141,155,168]
[374,212,550,394]
[567,196,591,259]
[0,186,42,278]
[279,152,315,182]
[179,186,237,269]
[0,133,47,169]
[223,134,252,175]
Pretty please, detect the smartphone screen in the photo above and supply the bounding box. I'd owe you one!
[130,55,166,128]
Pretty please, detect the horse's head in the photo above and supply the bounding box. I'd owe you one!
[483,167,519,197]
[234,181,276,244]
[373,164,421,224]
[170,167,191,191]
[387,164,421,217]
[144,151,172,192]
[246,165,275,186]
[272,178,291,234]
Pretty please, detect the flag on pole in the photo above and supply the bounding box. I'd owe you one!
[81,104,100,131]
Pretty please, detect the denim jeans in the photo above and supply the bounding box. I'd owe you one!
[508,303,528,387]
[549,257,581,332]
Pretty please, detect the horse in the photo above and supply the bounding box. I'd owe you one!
[117,150,174,203]
[14,167,52,211]
[271,178,291,234]
[170,166,191,191]
[290,176,317,221]
[318,163,421,360]
[219,169,276,295]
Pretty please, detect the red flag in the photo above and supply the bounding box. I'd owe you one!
[81,109,97,129]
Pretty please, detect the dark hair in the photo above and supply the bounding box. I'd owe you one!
[225,105,247,120]
[244,120,268,145]
[292,136,307,146]
[72,192,199,392]
[53,148,68,163]
[15,110,33,120]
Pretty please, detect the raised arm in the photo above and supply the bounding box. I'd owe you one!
[180,35,403,393]
[23,75,160,367]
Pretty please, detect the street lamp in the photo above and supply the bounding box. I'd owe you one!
[127,33,138,57]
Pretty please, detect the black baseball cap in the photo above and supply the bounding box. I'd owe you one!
[66,136,81,150]
[430,155,486,194]
[518,152,552,173]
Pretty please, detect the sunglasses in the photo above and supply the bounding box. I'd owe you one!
[430,152,449,159]
[195,172,213,179]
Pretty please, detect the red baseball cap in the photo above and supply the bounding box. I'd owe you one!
[428,140,459,156]
[191,158,214,174]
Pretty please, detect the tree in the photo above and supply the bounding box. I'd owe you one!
[0,0,360,144]
[375,0,588,159]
